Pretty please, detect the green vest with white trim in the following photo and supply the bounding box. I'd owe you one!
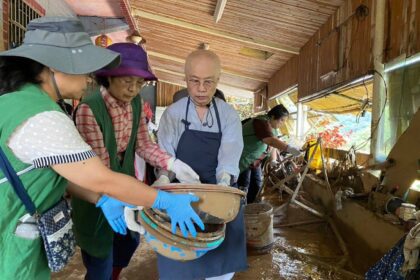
[0,84,68,279]
[71,88,141,258]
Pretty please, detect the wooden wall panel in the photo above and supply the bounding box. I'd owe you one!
[318,15,339,90]
[415,1,420,56]
[132,0,346,94]
[298,32,319,100]
[156,81,184,107]
[267,55,298,99]
[346,0,374,80]
[269,0,419,103]
[386,0,406,61]
[386,0,420,62]
[296,0,374,101]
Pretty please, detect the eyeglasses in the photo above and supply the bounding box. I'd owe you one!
[187,78,216,89]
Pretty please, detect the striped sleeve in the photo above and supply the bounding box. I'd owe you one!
[74,104,110,167]
[136,105,171,170]
[33,151,96,168]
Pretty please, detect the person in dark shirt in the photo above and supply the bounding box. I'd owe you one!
[238,104,301,203]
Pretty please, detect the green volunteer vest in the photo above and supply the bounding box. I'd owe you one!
[72,89,141,258]
[0,84,68,279]
[239,115,278,173]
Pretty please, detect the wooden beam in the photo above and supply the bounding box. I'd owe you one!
[153,67,255,92]
[148,51,184,63]
[157,77,253,99]
[153,67,184,78]
[148,50,268,82]
[214,0,228,23]
[158,79,185,88]
[132,9,299,55]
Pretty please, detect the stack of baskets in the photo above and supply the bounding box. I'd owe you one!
[136,184,245,261]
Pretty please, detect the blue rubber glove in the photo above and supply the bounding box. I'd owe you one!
[152,191,205,238]
[96,195,134,235]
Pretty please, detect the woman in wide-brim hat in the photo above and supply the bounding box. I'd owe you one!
[0,17,203,279]
[73,42,201,280]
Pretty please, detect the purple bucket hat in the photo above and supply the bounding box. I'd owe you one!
[96,43,157,80]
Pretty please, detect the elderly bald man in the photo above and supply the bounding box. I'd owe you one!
[155,50,247,280]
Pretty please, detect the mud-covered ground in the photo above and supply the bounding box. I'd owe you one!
[53,188,365,280]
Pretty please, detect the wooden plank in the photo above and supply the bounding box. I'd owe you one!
[213,0,228,23]
[132,0,345,47]
[415,0,420,56]
[385,0,406,61]
[139,18,290,77]
[293,0,374,101]
[318,15,339,90]
[156,81,184,107]
[385,0,419,61]
[298,32,320,100]
[347,0,374,81]
[408,0,419,57]
[132,9,299,54]
[153,68,259,92]
[147,50,268,82]
[130,0,347,97]
[268,55,299,98]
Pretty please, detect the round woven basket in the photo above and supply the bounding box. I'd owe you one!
[153,183,246,223]
[138,210,224,261]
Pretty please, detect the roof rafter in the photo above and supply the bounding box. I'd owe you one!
[132,9,299,55]
[147,50,268,82]
[153,66,255,91]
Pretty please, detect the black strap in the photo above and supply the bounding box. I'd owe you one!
[183,97,222,133]
[212,98,222,134]
[181,97,192,129]
[0,147,36,215]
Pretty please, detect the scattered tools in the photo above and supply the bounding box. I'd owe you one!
[261,137,354,271]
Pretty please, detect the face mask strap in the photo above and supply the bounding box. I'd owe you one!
[51,72,72,116]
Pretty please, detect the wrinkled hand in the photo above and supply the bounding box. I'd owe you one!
[168,158,200,183]
[286,145,302,156]
[269,160,278,168]
[152,175,171,186]
[96,195,134,235]
[152,190,204,237]
[217,172,231,186]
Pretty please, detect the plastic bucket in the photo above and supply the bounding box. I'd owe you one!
[244,203,274,254]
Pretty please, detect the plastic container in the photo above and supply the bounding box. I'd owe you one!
[244,203,274,254]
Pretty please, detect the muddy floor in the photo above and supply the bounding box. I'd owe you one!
[53,188,365,280]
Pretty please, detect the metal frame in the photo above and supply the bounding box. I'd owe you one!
[8,0,41,48]
[260,138,355,271]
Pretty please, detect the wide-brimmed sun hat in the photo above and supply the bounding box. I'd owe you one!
[0,17,120,74]
[95,43,157,80]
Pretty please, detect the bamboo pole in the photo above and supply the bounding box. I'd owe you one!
[273,219,325,228]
